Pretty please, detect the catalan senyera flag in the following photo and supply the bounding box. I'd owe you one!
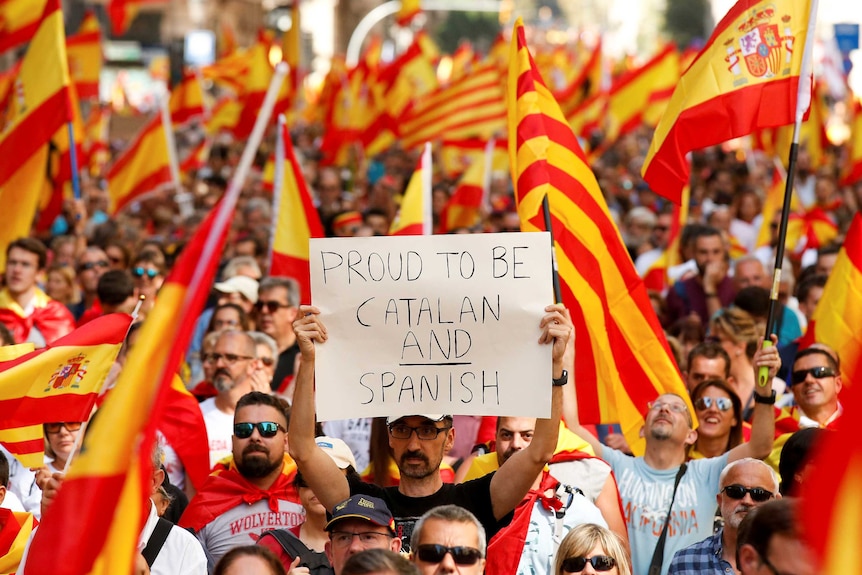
[0,314,132,468]
[390,143,432,236]
[841,97,862,186]
[0,0,46,53]
[25,173,244,575]
[643,186,690,292]
[269,122,325,303]
[0,0,72,269]
[202,48,250,95]
[439,137,508,179]
[169,70,206,126]
[106,115,172,214]
[508,18,689,454]
[66,11,102,100]
[642,0,817,203]
[553,39,603,118]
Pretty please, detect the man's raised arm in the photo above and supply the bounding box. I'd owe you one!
[489,304,570,520]
[288,305,350,510]
[728,335,779,463]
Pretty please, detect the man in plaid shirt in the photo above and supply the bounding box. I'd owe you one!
[668,459,779,574]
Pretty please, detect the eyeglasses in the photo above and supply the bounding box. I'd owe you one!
[258,356,275,367]
[388,424,451,441]
[45,422,83,434]
[791,366,835,385]
[233,421,285,439]
[722,484,774,502]
[202,352,254,364]
[255,300,290,313]
[647,401,689,414]
[561,555,617,573]
[694,397,733,412]
[329,531,392,548]
[132,267,159,279]
[415,544,483,565]
[78,260,109,272]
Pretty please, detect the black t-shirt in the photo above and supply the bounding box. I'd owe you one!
[347,472,510,552]
[271,342,300,392]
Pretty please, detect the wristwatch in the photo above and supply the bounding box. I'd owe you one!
[753,390,777,405]
[552,369,569,387]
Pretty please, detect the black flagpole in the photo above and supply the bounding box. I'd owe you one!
[542,194,563,304]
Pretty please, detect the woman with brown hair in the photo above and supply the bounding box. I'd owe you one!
[708,306,766,422]
[688,379,744,459]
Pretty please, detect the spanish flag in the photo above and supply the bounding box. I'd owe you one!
[642,0,817,203]
[390,143,432,236]
[106,115,173,214]
[66,11,102,100]
[0,0,45,53]
[169,70,206,126]
[0,314,132,469]
[842,96,862,186]
[25,180,243,575]
[0,0,71,269]
[643,186,690,292]
[269,121,325,303]
[508,18,689,454]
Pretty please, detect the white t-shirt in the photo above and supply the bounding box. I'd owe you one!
[139,499,207,575]
[199,398,234,468]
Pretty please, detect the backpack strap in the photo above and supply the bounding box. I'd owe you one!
[263,530,333,572]
[142,517,174,568]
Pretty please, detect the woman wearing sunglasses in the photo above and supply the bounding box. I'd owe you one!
[688,379,744,460]
[554,523,631,575]
[43,421,83,474]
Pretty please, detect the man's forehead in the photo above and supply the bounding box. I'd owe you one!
[260,286,289,301]
[498,417,536,432]
[236,404,284,423]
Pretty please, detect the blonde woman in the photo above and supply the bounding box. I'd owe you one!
[554,524,632,575]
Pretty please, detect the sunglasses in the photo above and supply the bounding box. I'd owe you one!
[791,366,835,385]
[78,260,109,272]
[722,484,774,502]
[132,267,159,279]
[45,422,83,433]
[234,421,285,439]
[255,300,290,313]
[694,397,733,412]
[258,356,275,367]
[561,555,616,573]
[415,544,482,565]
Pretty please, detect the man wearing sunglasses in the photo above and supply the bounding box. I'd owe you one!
[668,458,779,574]
[255,277,302,393]
[289,304,570,553]
[180,391,304,566]
[787,346,843,430]
[409,505,485,575]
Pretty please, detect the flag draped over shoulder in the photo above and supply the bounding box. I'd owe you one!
[25,181,245,575]
[66,11,102,100]
[642,0,817,203]
[269,122,325,303]
[0,0,71,269]
[106,115,173,214]
[0,314,132,468]
[507,18,689,454]
[390,143,432,236]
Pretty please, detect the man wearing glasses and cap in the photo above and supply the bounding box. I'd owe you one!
[323,495,403,575]
[289,304,571,552]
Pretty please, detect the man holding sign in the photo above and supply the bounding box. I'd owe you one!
[289,302,570,552]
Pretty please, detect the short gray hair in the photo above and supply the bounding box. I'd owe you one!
[259,276,300,307]
[719,457,779,493]
[223,256,262,280]
[410,505,486,556]
[248,330,278,359]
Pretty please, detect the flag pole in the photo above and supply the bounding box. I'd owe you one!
[159,85,192,219]
[66,122,82,200]
[542,194,563,304]
[269,114,287,274]
[421,142,433,235]
[759,0,819,387]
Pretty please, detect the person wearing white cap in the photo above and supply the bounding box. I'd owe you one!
[288,304,571,553]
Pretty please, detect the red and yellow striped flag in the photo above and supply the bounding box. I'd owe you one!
[106,115,172,214]
[0,314,132,468]
[439,156,485,234]
[66,11,101,100]
[390,143,432,236]
[0,510,35,573]
[25,173,244,575]
[642,0,817,203]
[0,0,72,269]
[643,186,690,292]
[508,18,688,454]
[169,70,206,126]
[842,96,862,186]
[0,0,46,53]
[553,39,603,118]
[269,122,325,303]
[801,214,862,572]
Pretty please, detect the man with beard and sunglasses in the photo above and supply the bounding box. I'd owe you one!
[181,392,304,567]
[668,458,779,574]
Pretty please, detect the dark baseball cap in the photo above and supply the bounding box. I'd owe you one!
[325,495,396,534]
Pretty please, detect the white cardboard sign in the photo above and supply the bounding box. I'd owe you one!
[309,232,553,421]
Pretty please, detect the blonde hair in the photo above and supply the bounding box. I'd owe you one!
[554,524,631,575]
[711,306,760,359]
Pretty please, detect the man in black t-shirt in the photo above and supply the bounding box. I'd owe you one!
[288,303,571,551]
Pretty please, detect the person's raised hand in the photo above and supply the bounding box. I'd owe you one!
[292,305,327,359]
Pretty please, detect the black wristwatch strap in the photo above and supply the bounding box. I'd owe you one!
[552,369,568,387]
[753,390,776,405]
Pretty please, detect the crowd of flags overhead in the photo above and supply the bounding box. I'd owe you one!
[0,0,860,572]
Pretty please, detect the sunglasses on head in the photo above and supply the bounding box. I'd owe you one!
[78,260,109,272]
[561,555,616,573]
[791,366,835,385]
[255,300,289,313]
[233,421,284,439]
[695,396,733,412]
[722,484,773,502]
[415,544,482,566]
[45,422,82,433]
[132,267,159,279]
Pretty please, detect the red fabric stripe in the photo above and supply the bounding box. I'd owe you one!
[66,30,100,46]
[643,76,799,203]
[402,95,504,135]
[270,252,312,304]
[171,105,204,125]
[0,89,70,184]
[2,437,44,455]
[402,109,506,148]
[0,21,40,53]
[553,41,600,104]
[2,393,100,428]
[403,79,501,125]
[112,164,173,214]
[74,81,100,100]
[234,91,267,139]
[106,117,162,177]
[845,213,862,271]
[391,223,424,236]
[159,382,210,489]
[609,44,675,95]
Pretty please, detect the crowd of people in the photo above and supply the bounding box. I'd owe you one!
[0,32,856,574]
